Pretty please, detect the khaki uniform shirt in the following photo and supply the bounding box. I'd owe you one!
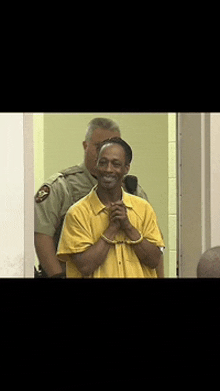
[34,162,148,248]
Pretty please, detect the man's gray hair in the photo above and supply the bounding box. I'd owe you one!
[85,118,121,142]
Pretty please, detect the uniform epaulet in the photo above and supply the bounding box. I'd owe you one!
[61,165,84,177]
[44,172,64,186]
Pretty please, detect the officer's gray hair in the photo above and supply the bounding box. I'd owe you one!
[85,118,121,142]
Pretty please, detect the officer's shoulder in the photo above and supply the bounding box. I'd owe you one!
[43,172,64,186]
[35,171,65,203]
[44,165,83,186]
[61,165,84,177]
[35,166,84,203]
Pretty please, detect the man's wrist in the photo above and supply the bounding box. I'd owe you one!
[124,224,141,241]
[105,226,118,240]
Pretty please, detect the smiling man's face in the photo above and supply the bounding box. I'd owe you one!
[96,143,130,191]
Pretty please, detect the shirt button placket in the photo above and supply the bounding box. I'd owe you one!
[116,244,123,277]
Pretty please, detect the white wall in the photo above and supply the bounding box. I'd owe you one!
[210,113,220,248]
[0,114,25,276]
[0,113,34,277]
[33,113,44,192]
[23,113,34,277]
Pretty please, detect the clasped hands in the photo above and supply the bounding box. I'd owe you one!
[107,200,131,233]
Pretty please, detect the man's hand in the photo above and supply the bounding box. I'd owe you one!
[109,201,160,269]
[109,201,132,232]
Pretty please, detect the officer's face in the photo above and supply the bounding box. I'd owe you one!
[96,143,130,190]
[83,128,120,177]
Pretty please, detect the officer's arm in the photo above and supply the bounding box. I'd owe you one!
[34,233,66,277]
[34,177,69,277]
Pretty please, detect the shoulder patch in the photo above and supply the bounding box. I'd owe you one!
[35,185,50,203]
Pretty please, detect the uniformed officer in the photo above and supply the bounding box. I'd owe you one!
[34,118,163,278]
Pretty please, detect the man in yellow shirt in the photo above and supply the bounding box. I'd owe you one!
[57,137,165,278]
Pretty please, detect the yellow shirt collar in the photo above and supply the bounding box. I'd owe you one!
[89,186,133,216]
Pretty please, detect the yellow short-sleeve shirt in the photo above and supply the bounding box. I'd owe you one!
[57,187,165,278]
